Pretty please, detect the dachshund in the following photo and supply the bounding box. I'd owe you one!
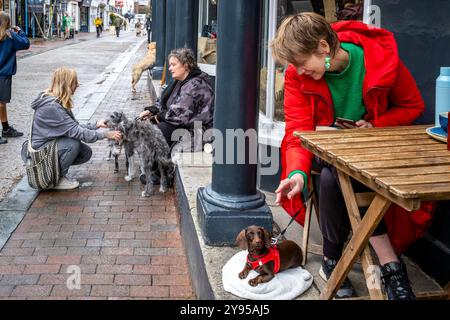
[236,225,303,286]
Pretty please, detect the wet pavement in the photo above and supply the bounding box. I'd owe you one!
[0,31,195,299]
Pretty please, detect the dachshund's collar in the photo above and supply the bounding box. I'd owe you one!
[247,246,280,274]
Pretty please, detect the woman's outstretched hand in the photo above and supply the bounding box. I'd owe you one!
[139,110,150,119]
[104,130,122,142]
[275,173,305,205]
[96,120,108,128]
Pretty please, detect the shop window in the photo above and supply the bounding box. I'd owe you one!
[262,0,364,123]
[198,0,217,65]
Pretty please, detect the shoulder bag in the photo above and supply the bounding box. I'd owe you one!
[24,112,60,189]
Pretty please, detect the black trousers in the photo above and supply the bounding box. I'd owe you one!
[312,157,387,260]
[157,121,178,147]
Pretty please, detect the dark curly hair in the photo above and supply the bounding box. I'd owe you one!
[168,47,200,72]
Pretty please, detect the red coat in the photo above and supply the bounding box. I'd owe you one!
[280,21,434,254]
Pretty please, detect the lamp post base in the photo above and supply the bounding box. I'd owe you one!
[197,186,272,246]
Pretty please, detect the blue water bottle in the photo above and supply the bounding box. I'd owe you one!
[436,67,450,127]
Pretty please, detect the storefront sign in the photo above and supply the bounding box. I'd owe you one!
[28,0,44,13]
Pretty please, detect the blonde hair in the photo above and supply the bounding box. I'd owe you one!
[0,11,11,42]
[270,12,339,65]
[44,67,79,109]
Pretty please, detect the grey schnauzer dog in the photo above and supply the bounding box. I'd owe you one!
[105,111,174,197]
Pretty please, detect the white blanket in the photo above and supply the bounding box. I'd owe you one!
[222,250,313,300]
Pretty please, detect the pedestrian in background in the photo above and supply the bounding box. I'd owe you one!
[145,17,151,43]
[114,18,122,37]
[135,18,142,37]
[62,12,70,39]
[69,15,75,39]
[0,11,30,144]
[94,16,103,38]
[22,67,121,190]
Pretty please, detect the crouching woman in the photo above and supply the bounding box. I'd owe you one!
[22,67,121,190]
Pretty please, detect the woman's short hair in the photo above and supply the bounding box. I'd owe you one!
[168,48,200,72]
[0,11,11,42]
[45,67,79,110]
[270,12,339,65]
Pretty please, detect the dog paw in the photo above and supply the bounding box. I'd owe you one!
[249,278,260,287]
[141,191,151,197]
[159,185,167,193]
[238,272,248,280]
[124,175,133,182]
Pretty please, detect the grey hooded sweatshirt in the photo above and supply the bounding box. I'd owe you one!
[30,93,104,149]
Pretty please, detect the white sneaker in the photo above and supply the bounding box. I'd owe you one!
[52,177,80,190]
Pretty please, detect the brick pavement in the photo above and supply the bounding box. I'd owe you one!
[0,41,195,300]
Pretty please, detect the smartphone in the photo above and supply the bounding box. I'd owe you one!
[335,117,357,128]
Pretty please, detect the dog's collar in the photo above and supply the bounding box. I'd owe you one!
[247,246,280,274]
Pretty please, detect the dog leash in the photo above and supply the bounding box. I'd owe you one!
[271,189,316,245]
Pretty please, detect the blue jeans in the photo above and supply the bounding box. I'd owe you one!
[57,137,92,177]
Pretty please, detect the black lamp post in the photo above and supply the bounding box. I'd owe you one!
[151,0,166,80]
[197,0,272,246]
[174,0,199,54]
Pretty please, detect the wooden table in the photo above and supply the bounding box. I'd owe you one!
[295,125,450,300]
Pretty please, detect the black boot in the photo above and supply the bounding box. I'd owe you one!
[319,257,357,299]
[381,261,416,300]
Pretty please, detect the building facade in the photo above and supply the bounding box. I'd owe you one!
[2,0,115,37]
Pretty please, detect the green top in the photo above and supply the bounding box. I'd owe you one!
[324,42,366,122]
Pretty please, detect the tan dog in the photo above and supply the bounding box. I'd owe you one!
[131,42,156,92]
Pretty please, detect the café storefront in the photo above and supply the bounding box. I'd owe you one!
[152,0,450,286]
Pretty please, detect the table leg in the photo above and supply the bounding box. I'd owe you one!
[320,192,391,300]
[337,171,384,300]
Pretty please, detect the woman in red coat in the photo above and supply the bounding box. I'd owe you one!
[271,13,433,299]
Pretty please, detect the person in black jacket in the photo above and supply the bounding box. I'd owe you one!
[0,11,30,144]
[139,48,215,185]
[139,48,214,150]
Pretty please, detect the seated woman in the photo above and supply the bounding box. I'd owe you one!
[271,13,433,299]
[22,67,121,190]
[139,47,215,152]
